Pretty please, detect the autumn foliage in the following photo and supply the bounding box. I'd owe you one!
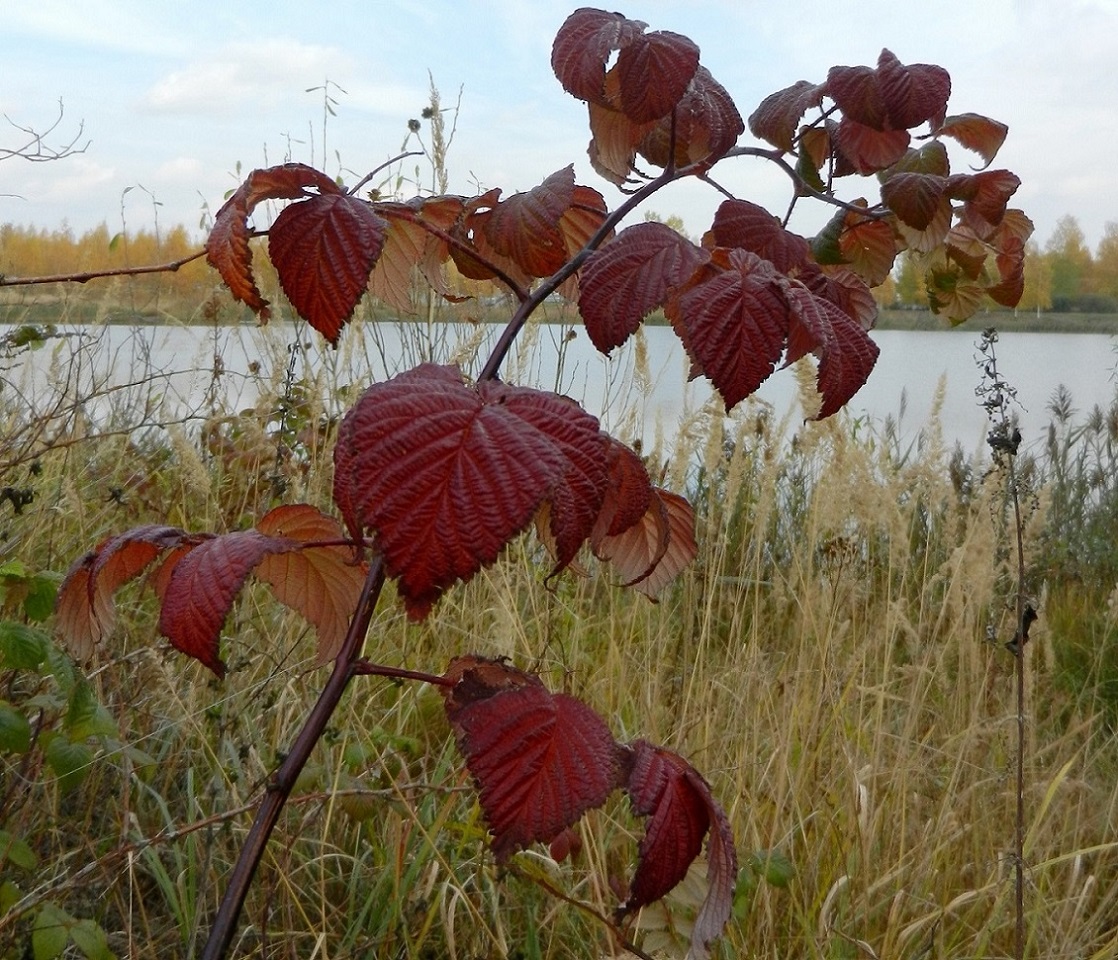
[49,7,1028,957]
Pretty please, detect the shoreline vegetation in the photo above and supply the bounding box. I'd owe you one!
[2,288,1117,335]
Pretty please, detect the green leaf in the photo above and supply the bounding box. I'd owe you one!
[33,902,72,960]
[45,735,93,793]
[0,828,39,870]
[0,620,50,670]
[44,644,77,692]
[25,573,62,622]
[0,702,32,754]
[810,209,848,266]
[0,559,30,579]
[748,849,795,888]
[0,879,21,913]
[71,919,116,960]
[66,680,118,740]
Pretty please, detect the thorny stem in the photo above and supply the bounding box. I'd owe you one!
[201,556,387,960]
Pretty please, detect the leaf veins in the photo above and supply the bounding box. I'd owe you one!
[441,655,624,862]
[332,364,610,620]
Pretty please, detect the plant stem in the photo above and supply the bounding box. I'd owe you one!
[201,556,387,960]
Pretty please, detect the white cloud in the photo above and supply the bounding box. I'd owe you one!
[143,39,359,115]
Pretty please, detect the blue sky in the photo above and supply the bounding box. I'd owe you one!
[3,0,1116,252]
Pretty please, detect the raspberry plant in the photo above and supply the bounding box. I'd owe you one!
[46,8,1028,958]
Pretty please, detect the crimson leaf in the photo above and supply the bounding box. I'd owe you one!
[205,163,341,320]
[332,364,609,620]
[616,30,700,123]
[706,199,811,274]
[579,222,709,354]
[268,192,387,346]
[551,8,647,105]
[441,656,624,862]
[667,248,790,411]
[621,739,738,960]
[158,530,299,677]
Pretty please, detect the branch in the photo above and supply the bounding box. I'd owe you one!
[1,99,90,164]
[0,250,208,287]
[720,144,890,220]
[201,555,388,960]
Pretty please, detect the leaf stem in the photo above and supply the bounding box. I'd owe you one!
[201,555,387,960]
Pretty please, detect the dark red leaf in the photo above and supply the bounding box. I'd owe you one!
[797,263,879,332]
[616,30,700,123]
[268,192,387,345]
[706,199,811,274]
[205,163,341,320]
[783,284,880,419]
[747,80,825,152]
[158,530,299,677]
[551,8,647,104]
[579,222,709,354]
[332,364,608,620]
[254,504,367,665]
[483,167,575,279]
[591,439,654,542]
[621,739,738,960]
[879,173,948,232]
[667,248,789,411]
[55,525,194,661]
[950,169,1021,232]
[826,64,886,129]
[876,49,950,131]
[638,67,744,172]
[986,235,1027,307]
[937,113,1008,168]
[441,655,624,862]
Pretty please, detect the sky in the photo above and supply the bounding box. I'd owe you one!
[3,0,1117,255]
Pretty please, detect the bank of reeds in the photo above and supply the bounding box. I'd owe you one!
[2,311,1118,960]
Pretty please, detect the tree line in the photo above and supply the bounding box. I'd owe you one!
[3,214,1117,317]
[891,215,1118,314]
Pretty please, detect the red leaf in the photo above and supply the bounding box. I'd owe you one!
[616,30,700,123]
[937,112,1008,168]
[797,263,879,332]
[875,49,950,131]
[837,207,898,287]
[594,488,698,597]
[826,64,886,129]
[879,173,948,232]
[158,530,299,677]
[441,656,624,862]
[747,80,825,152]
[986,235,1027,308]
[621,739,738,960]
[783,284,880,419]
[586,69,658,186]
[254,504,367,665]
[551,8,647,104]
[268,192,387,345]
[366,196,467,308]
[950,169,1021,233]
[706,199,811,274]
[638,67,744,172]
[483,167,575,279]
[205,163,341,319]
[667,248,789,411]
[835,117,910,174]
[591,439,654,542]
[55,525,193,661]
[332,364,609,620]
[579,222,709,354]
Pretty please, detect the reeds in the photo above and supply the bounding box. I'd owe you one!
[2,305,1118,959]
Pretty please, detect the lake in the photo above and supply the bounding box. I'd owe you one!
[5,320,1117,458]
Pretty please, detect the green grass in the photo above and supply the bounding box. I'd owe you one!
[3,303,1118,959]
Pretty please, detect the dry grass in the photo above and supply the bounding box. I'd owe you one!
[2,306,1118,960]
